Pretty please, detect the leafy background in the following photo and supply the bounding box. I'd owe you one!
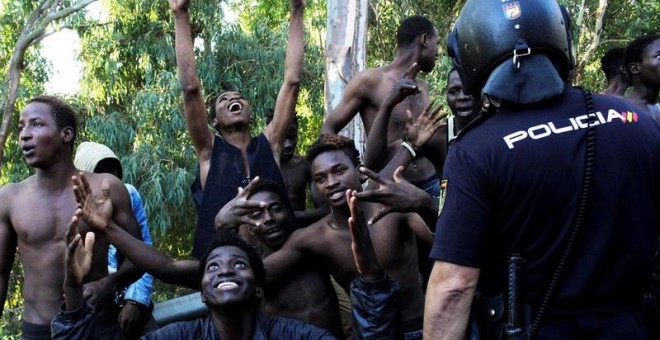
[1,0,658,336]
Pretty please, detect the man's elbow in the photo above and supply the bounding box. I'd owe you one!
[181,82,202,96]
[283,72,302,88]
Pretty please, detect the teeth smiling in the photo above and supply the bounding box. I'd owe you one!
[216,282,239,290]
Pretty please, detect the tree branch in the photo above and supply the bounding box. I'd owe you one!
[575,0,608,82]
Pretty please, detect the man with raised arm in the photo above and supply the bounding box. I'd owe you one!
[63,173,401,338]
[169,0,305,258]
[0,95,141,339]
[322,16,440,198]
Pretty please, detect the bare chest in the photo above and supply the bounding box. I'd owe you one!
[10,191,78,246]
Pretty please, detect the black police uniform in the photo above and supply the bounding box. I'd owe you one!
[431,87,660,337]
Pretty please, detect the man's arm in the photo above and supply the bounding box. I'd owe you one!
[364,64,420,171]
[263,0,305,162]
[0,187,17,318]
[321,71,372,134]
[170,0,214,188]
[262,228,309,286]
[98,176,146,296]
[73,174,200,290]
[423,261,479,340]
[105,220,200,290]
[347,190,401,338]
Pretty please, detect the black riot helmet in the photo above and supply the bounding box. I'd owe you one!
[447,0,573,100]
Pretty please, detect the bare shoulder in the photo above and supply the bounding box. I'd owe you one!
[352,68,385,87]
[286,216,331,249]
[0,182,21,212]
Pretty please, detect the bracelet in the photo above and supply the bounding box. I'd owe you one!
[401,141,417,158]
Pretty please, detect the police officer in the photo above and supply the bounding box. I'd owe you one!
[423,0,660,339]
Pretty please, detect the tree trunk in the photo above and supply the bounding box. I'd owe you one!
[324,0,368,156]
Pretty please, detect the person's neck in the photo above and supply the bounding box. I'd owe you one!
[34,158,77,191]
[388,48,420,74]
[329,203,351,229]
[220,127,253,150]
[629,81,659,104]
[211,305,257,340]
[604,79,629,97]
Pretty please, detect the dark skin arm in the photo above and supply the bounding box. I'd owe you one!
[321,71,372,134]
[347,191,384,281]
[169,0,214,189]
[377,102,446,180]
[73,174,200,291]
[0,185,17,318]
[364,63,420,171]
[262,228,309,286]
[80,174,144,308]
[263,0,305,163]
[63,213,95,311]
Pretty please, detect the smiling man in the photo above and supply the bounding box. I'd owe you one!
[168,0,305,259]
[264,134,435,339]
[52,221,335,339]
[0,95,142,339]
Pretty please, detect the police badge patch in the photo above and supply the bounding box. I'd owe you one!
[502,1,521,20]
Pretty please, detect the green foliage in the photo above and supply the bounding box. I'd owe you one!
[1,0,658,336]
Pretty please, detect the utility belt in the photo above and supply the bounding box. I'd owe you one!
[467,255,532,340]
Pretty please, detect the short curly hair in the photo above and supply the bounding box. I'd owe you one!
[306,134,361,167]
[397,16,436,49]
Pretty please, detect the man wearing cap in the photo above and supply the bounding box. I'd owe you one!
[74,141,157,338]
[424,1,660,338]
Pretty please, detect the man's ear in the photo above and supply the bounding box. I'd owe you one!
[61,126,74,143]
[628,62,640,75]
[247,225,255,235]
[420,33,428,48]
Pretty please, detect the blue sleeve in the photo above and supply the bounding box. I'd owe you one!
[51,302,98,340]
[349,275,401,339]
[430,144,491,268]
[122,184,154,306]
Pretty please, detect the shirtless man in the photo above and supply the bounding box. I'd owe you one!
[265,112,328,227]
[600,47,630,97]
[169,0,305,258]
[624,33,660,122]
[322,16,441,196]
[264,134,436,338]
[0,95,141,339]
[70,173,342,336]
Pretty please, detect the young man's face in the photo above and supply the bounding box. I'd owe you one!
[638,39,660,89]
[246,190,290,250]
[281,123,299,163]
[18,102,69,168]
[446,70,476,124]
[213,91,252,129]
[201,245,258,308]
[311,150,361,208]
[418,29,440,73]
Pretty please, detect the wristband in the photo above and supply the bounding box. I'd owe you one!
[401,141,417,158]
